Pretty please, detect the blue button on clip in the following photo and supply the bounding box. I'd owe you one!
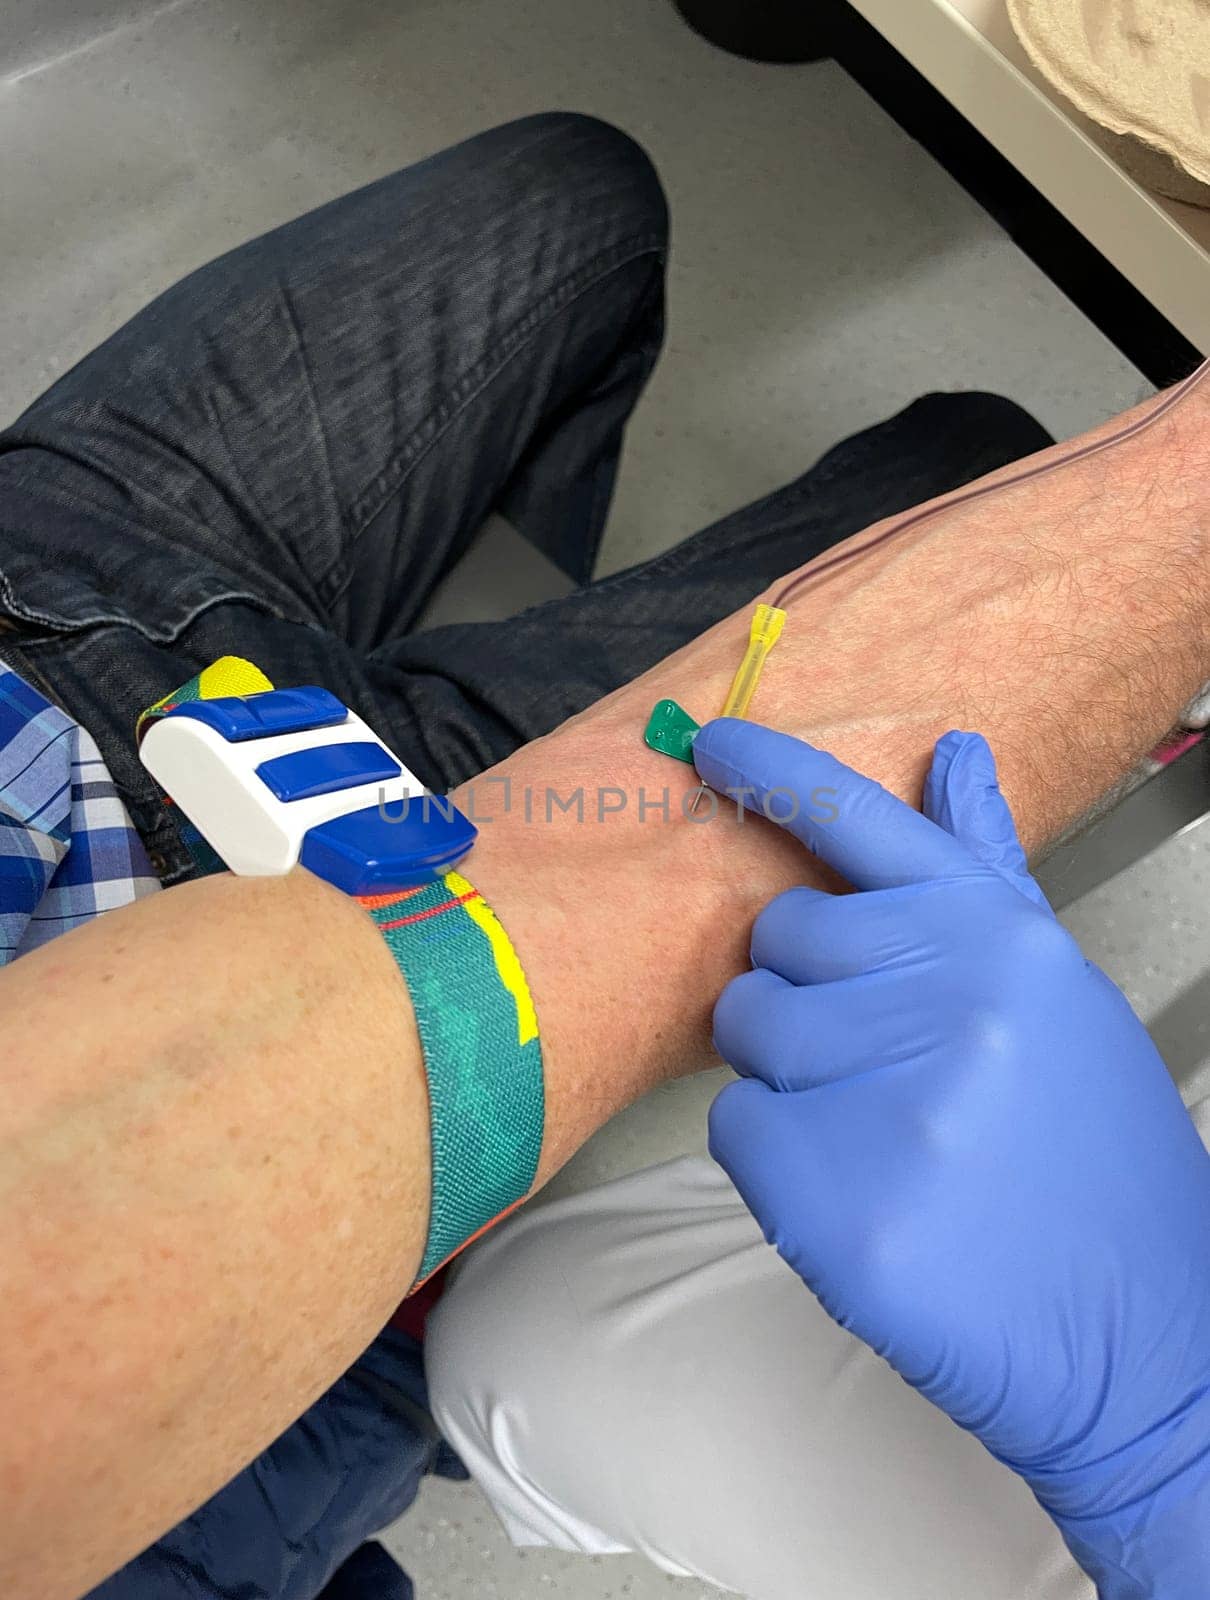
[257,741,401,802]
[300,799,478,893]
[166,686,348,742]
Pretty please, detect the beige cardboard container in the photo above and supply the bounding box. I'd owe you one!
[1006,0,1210,208]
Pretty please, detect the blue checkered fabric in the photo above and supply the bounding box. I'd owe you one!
[0,664,160,964]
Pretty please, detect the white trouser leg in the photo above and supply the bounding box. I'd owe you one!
[426,1155,1092,1600]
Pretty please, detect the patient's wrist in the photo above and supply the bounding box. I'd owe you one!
[447,724,757,1181]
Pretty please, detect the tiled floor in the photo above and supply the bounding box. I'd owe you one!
[5,1,1208,1594]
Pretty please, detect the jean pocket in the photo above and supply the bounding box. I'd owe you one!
[0,477,277,644]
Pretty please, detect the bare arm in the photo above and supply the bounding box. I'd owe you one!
[3,382,1208,1599]
[475,382,1210,1096]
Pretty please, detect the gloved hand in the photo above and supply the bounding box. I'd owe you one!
[695,719,1210,1599]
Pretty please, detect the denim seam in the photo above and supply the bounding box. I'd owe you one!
[0,457,284,639]
[275,276,346,545]
[0,561,279,641]
[326,229,666,596]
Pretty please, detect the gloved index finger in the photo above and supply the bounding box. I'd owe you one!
[693,718,978,891]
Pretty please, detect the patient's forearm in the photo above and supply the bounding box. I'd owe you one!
[3,383,1207,1599]
[775,385,1210,841]
[463,380,1210,1158]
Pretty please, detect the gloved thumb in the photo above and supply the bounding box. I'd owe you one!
[708,1076,808,1264]
[923,731,1051,910]
[709,1077,849,1302]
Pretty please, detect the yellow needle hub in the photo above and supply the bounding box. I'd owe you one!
[685,603,787,813]
[720,603,786,720]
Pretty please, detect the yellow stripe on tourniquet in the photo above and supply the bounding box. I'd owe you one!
[137,655,276,741]
[198,657,274,700]
[443,868,539,1047]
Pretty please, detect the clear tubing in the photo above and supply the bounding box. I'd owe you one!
[770,358,1210,613]
[687,359,1209,815]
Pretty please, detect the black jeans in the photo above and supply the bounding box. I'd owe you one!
[0,112,1051,888]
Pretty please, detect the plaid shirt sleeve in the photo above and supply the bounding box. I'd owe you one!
[0,666,161,965]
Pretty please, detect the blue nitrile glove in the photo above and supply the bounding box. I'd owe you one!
[695,719,1210,1599]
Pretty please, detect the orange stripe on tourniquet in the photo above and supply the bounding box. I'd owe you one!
[356,885,429,911]
[377,889,481,930]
